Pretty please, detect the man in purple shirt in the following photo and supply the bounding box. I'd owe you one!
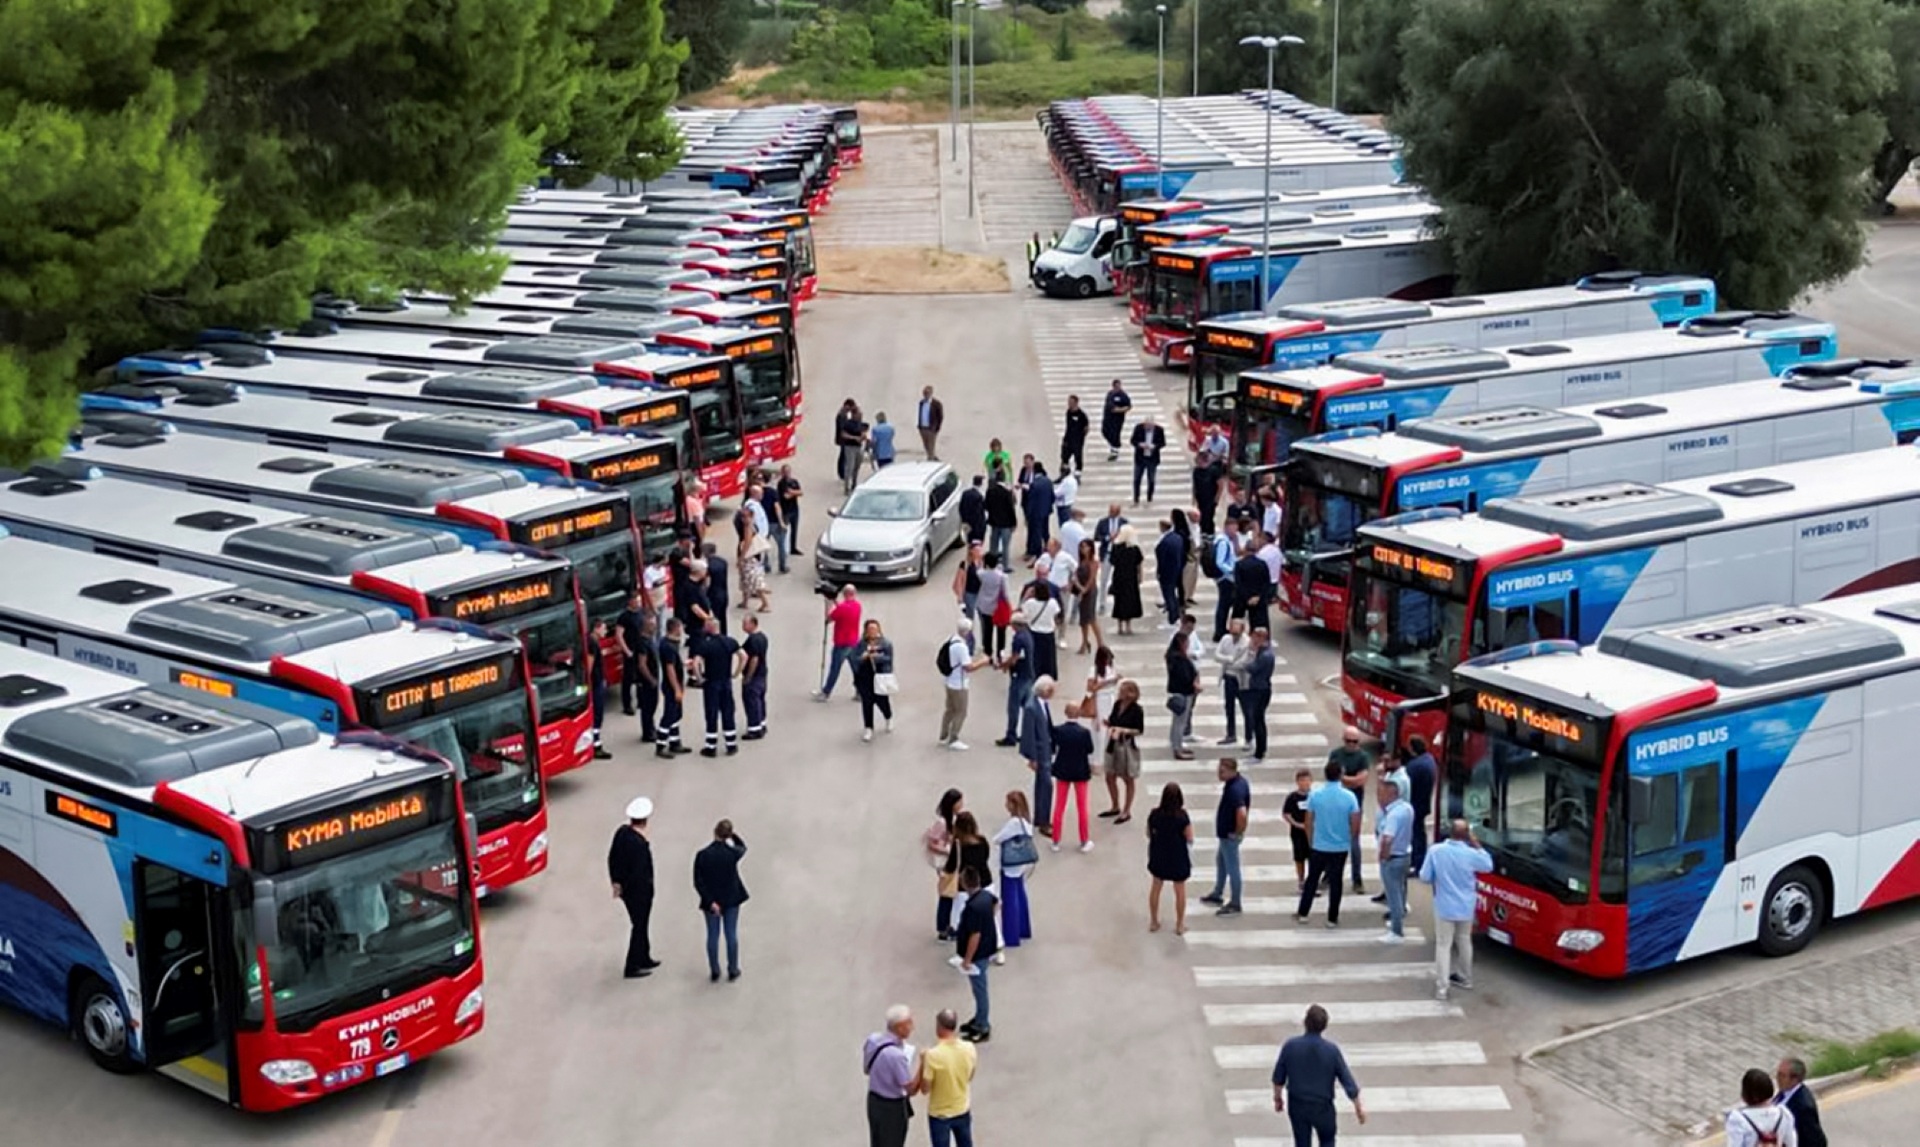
[864,1004,921,1147]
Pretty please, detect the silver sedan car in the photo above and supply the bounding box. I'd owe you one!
[813,462,964,584]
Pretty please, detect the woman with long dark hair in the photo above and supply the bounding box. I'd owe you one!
[1147,783,1194,934]
[923,789,964,941]
[851,618,895,742]
[1072,537,1103,654]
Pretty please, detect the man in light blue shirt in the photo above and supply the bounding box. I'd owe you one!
[869,413,897,467]
[1374,780,1414,943]
[1297,762,1361,927]
[1419,819,1494,1000]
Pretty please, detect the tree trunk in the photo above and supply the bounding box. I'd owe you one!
[1870,141,1917,214]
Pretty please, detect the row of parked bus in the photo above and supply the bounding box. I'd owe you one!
[1039,97,1920,983]
[0,112,870,1112]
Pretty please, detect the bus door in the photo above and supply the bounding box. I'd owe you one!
[1625,750,1729,954]
[136,860,228,1098]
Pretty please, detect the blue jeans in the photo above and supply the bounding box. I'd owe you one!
[822,642,858,696]
[989,526,1013,566]
[1221,674,1241,740]
[1209,835,1243,908]
[704,904,740,976]
[967,960,990,1032]
[1288,1097,1338,1146]
[929,1111,974,1147]
[771,524,790,573]
[1382,855,1411,936]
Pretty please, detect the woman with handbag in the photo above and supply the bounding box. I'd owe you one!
[1103,678,1144,823]
[852,619,896,743]
[925,789,964,941]
[1165,631,1202,761]
[992,790,1038,955]
[1146,782,1194,934]
[1022,581,1062,682]
[976,553,1012,661]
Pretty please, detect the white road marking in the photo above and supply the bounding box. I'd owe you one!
[1187,931,1429,953]
[1213,1041,1487,1070]
[1225,1087,1509,1115]
[1235,1137,1527,1147]
[1194,963,1437,988]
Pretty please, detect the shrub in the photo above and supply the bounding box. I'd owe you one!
[791,10,875,69]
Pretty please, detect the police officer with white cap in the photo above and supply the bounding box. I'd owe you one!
[609,796,659,978]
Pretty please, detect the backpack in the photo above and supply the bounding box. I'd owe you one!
[1200,535,1225,580]
[936,638,958,677]
[1740,1111,1784,1146]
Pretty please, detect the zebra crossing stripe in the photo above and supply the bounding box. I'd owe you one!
[1204,999,1456,1026]
[1212,1041,1488,1070]
[1235,1136,1527,1147]
[1186,931,1431,953]
[1194,963,1437,988]
[1224,1087,1510,1115]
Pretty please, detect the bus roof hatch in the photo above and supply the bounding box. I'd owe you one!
[1599,604,1905,687]
[6,684,319,785]
[222,516,461,577]
[130,584,398,660]
[1400,406,1604,452]
[1480,481,1724,541]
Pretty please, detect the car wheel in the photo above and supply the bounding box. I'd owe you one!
[1073,277,1096,299]
[915,547,932,585]
[1757,864,1825,957]
[73,975,136,1073]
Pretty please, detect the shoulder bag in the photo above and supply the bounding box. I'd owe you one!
[999,824,1040,869]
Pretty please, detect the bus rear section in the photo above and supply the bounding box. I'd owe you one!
[1280,360,1920,633]
[1183,275,1720,451]
[1141,230,1452,366]
[0,646,484,1110]
[1230,312,1839,479]
[1340,444,1920,746]
[1444,589,1920,976]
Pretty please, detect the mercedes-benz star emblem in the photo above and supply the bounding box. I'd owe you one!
[382,1027,401,1052]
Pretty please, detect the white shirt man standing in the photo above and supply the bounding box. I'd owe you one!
[939,615,991,751]
[1419,819,1495,999]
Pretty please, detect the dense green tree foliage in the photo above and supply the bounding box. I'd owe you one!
[667,0,752,92]
[1871,0,1920,208]
[1394,0,1892,308]
[1185,0,1322,99]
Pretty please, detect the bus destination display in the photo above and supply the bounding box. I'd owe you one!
[429,568,571,627]
[1242,380,1312,414]
[1466,686,1605,762]
[1364,540,1473,596]
[608,397,687,430]
[46,791,118,836]
[260,781,448,871]
[574,444,674,485]
[355,650,521,729]
[509,497,631,547]
[1151,252,1199,273]
[1200,329,1261,355]
[663,363,725,390]
[723,334,782,360]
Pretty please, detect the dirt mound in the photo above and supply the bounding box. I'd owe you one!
[816,246,1010,295]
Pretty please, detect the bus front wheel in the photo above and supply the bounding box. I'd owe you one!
[73,975,136,1073]
[1757,864,1825,957]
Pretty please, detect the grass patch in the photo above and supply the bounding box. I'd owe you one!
[1801,1028,1920,1078]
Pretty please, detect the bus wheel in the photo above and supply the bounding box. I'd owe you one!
[1758,865,1825,957]
[73,976,136,1073]
[1073,277,1096,299]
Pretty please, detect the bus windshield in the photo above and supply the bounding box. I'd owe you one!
[254,821,476,1031]
[790,229,816,278]
[1233,403,1313,472]
[690,388,743,462]
[1146,268,1200,329]
[562,531,639,627]
[623,472,683,558]
[389,691,540,835]
[1190,349,1256,418]
[502,602,589,723]
[734,352,792,431]
[1442,722,1615,904]
[1345,572,1467,702]
[1282,475,1366,566]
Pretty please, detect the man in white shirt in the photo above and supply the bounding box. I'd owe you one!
[1044,539,1078,624]
[1262,494,1283,542]
[1054,469,1078,525]
[940,615,992,751]
[1202,425,1230,461]
[1257,529,1283,587]
[1059,508,1089,557]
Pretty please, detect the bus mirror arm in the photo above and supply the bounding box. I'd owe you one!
[1299,547,1356,594]
[1382,693,1448,755]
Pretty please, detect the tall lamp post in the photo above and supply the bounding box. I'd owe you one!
[966,0,977,218]
[1239,33,1305,306]
[949,0,960,161]
[1331,0,1341,111]
[1155,5,1167,196]
[1191,0,1201,97]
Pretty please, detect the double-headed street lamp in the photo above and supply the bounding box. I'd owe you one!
[1239,33,1306,305]
[1155,5,1168,189]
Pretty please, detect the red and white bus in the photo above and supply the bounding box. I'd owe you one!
[0,645,485,1110]
[634,326,800,466]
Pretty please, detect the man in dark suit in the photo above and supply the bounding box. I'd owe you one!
[608,797,658,978]
[1091,502,1128,613]
[1130,416,1166,503]
[984,478,1018,566]
[1774,1057,1826,1147]
[957,475,988,545]
[1233,545,1274,634]
[692,819,750,983]
[1018,675,1056,834]
[917,385,945,460]
[1021,463,1054,562]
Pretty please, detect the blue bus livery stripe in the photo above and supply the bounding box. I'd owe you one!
[1648,291,1716,326]
[1211,255,1302,290]
[0,874,125,1033]
[1483,548,1657,638]
[1879,397,1920,442]
[1761,336,1838,375]
[1322,384,1456,430]
[1622,695,1825,972]
[1267,329,1387,369]
[1395,457,1544,511]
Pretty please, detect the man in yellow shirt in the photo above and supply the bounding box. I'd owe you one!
[918,1009,978,1146]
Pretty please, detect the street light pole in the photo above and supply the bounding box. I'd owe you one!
[1241,33,1305,309]
[1192,0,1200,97]
[949,0,959,161]
[1155,5,1167,192]
[1331,0,1341,110]
[966,0,977,218]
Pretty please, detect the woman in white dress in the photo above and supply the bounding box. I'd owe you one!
[1085,644,1121,755]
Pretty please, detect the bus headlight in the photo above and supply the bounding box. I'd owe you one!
[260,1058,318,1085]
[455,987,485,1026]
[1557,929,1605,953]
[573,730,594,755]
[525,832,549,864]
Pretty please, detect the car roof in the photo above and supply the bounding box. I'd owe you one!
[858,461,949,491]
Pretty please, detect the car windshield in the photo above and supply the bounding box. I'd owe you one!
[502,602,588,723]
[254,821,476,1030]
[388,691,541,835]
[1055,223,1100,255]
[1443,723,1607,904]
[842,489,924,522]
[1344,572,1467,702]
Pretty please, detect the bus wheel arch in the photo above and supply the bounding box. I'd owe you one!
[1757,861,1829,958]
[69,972,136,1073]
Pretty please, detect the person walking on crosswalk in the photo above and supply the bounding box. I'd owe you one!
[1420,819,1494,999]
[1270,1004,1367,1146]
[1297,762,1361,928]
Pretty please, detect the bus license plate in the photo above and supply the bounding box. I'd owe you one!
[1487,927,1512,947]
[850,563,871,574]
[376,1053,411,1077]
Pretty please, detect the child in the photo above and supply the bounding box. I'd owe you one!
[1283,769,1313,886]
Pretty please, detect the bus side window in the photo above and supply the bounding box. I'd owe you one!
[1629,759,1723,887]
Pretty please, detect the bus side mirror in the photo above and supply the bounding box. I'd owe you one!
[252,877,279,948]
[1628,775,1655,825]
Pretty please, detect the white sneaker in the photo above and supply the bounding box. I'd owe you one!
[884,718,893,734]
[861,728,873,743]
[1377,932,1405,945]
[947,954,965,968]
[1079,841,1095,853]
[1436,985,1450,1001]
[948,740,970,751]
[811,691,829,702]
[992,950,1007,966]
[1049,840,1062,853]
